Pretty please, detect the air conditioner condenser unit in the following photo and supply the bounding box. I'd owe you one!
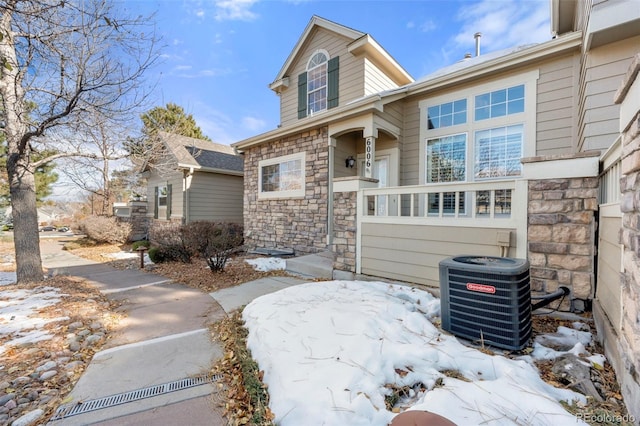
[439,256,531,351]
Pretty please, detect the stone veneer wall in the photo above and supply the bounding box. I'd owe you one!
[243,127,329,254]
[614,54,640,421]
[527,177,598,311]
[115,201,149,241]
[332,191,357,272]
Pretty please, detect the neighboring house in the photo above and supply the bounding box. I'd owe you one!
[233,3,640,416]
[142,131,244,225]
[3,205,64,226]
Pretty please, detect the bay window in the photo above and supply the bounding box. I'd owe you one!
[419,72,538,218]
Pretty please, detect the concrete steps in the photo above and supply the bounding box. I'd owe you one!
[286,251,333,280]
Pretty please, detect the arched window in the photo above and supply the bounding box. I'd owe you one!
[297,50,339,119]
[306,50,328,115]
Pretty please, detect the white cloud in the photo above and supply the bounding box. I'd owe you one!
[452,0,550,53]
[171,67,232,79]
[186,102,235,144]
[214,0,259,22]
[242,116,267,132]
[419,19,437,33]
[181,102,270,144]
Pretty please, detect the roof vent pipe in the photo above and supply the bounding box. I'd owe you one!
[464,53,472,60]
[474,32,482,56]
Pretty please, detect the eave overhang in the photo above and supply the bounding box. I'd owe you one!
[347,35,414,86]
[232,95,384,151]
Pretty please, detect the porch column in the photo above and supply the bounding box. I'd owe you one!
[332,176,379,280]
[364,136,376,178]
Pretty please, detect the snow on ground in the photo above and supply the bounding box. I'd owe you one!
[243,280,591,426]
[245,257,286,272]
[0,286,68,356]
[104,251,153,265]
[0,272,16,286]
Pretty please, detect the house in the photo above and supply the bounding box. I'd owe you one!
[142,131,244,226]
[232,3,640,417]
[2,205,66,227]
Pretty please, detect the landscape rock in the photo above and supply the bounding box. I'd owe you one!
[35,360,57,373]
[0,393,15,406]
[551,354,603,402]
[11,408,44,426]
[39,370,57,381]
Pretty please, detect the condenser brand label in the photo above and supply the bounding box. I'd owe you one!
[466,283,496,294]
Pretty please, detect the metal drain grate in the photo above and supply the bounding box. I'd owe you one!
[50,373,222,421]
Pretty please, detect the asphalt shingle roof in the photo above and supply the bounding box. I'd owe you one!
[185,146,244,172]
[157,131,243,173]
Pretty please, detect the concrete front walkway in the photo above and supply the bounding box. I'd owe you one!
[39,238,310,425]
[42,240,227,426]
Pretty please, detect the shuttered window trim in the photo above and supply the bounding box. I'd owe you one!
[153,186,159,219]
[327,56,339,109]
[166,184,172,220]
[298,72,307,119]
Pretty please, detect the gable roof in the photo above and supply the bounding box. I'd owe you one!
[269,15,412,93]
[184,146,243,172]
[234,31,582,151]
[156,131,243,175]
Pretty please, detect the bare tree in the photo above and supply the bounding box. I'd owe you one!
[60,115,131,215]
[0,0,159,283]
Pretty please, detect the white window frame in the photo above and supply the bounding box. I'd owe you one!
[158,185,168,207]
[418,70,539,185]
[306,49,329,115]
[425,133,468,183]
[258,152,306,199]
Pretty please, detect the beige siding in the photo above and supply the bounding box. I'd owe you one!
[383,101,404,133]
[146,170,183,220]
[577,36,640,152]
[536,54,578,156]
[400,97,421,186]
[363,59,398,96]
[188,173,243,223]
[280,28,365,127]
[334,134,358,179]
[596,210,623,332]
[361,223,517,287]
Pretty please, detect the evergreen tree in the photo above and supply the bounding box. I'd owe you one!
[0,137,58,208]
[125,103,211,160]
[142,103,211,140]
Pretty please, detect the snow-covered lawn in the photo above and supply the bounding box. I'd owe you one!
[245,257,286,272]
[243,280,596,426]
[0,286,68,356]
[104,251,153,265]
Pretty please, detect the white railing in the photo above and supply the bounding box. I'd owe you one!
[600,160,621,205]
[360,180,522,227]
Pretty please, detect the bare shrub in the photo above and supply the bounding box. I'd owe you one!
[182,222,243,272]
[78,216,131,244]
[148,222,191,263]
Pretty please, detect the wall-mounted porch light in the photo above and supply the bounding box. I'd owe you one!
[345,156,355,168]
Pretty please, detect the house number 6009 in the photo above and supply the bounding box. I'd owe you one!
[365,138,372,168]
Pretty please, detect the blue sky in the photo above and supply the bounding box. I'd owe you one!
[124,0,552,145]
